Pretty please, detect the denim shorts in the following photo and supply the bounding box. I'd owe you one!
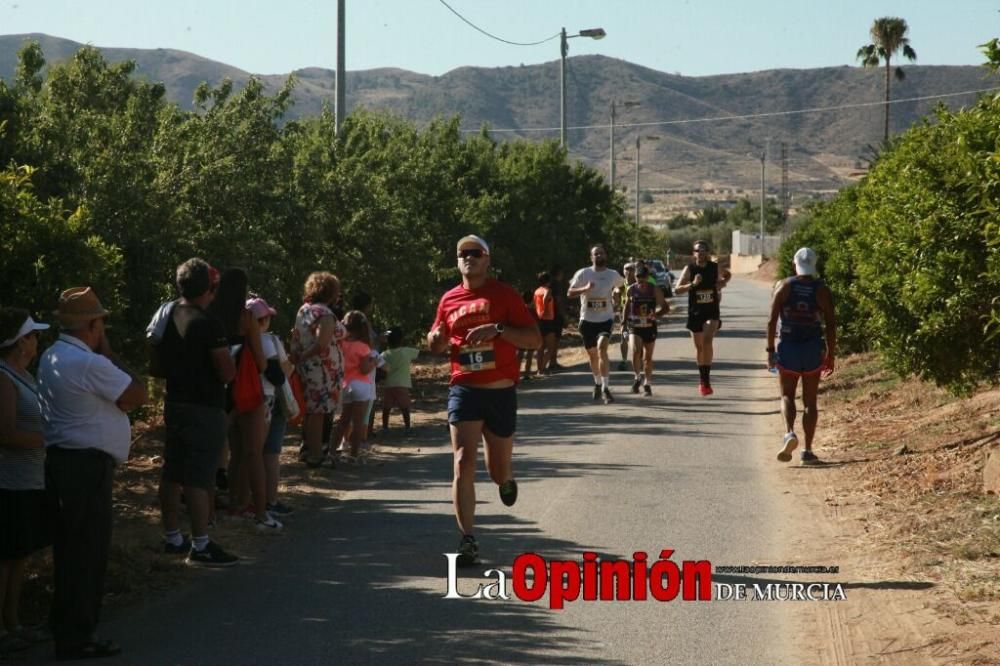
[447,384,517,438]
[264,400,287,455]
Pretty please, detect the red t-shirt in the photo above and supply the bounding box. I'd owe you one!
[433,278,536,385]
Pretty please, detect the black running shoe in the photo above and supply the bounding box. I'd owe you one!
[186,541,239,568]
[631,378,641,394]
[643,384,652,396]
[499,479,518,507]
[456,535,479,567]
[592,384,602,401]
[163,536,191,555]
[603,388,615,404]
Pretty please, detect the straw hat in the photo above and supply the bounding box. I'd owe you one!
[53,287,110,329]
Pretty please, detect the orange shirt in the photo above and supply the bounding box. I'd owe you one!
[533,286,555,321]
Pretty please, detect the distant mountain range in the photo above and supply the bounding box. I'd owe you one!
[2,33,996,194]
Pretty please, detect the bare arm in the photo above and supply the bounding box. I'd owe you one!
[115,379,149,412]
[718,268,732,289]
[466,322,542,350]
[0,375,44,449]
[654,287,670,317]
[567,282,593,298]
[240,310,267,372]
[427,324,450,354]
[211,347,237,384]
[673,266,694,294]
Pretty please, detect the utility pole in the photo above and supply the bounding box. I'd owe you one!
[781,142,789,226]
[758,139,767,259]
[335,0,346,135]
[560,27,567,148]
[635,135,641,225]
[609,100,615,188]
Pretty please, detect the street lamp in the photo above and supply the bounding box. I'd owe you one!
[635,135,660,225]
[561,26,606,148]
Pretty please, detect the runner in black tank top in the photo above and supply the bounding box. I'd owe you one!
[674,241,731,396]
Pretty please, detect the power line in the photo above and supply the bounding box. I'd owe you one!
[437,0,560,47]
[460,87,1000,134]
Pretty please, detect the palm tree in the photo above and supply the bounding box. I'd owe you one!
[857,17,917,143]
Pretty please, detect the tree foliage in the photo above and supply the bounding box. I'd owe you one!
[0,43,646,355]
[778,53,1000,392]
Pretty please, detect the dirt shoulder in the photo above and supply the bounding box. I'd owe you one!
[773,354,999,665]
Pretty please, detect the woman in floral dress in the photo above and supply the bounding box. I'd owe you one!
[292,272,346,467]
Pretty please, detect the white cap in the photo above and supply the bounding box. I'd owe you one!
[793,247,818,276]
[0,316,50,348]
[456,234,490,255]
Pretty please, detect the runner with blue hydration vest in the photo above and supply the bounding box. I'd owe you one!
[767,247,837,465]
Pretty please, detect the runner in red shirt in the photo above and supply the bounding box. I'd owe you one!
[428,235,541,566]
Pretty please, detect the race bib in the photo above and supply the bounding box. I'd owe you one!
[587,298,608,310]
[695,289,715,304]
[458,345,496,373]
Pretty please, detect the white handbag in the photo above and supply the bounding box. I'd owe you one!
[272,334,300,420]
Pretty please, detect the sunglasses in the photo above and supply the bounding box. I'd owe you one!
[458,249,486,259]
[694,247,708,253]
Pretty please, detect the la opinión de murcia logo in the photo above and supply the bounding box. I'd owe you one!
[444,550,712,609]
[444,551,847,607]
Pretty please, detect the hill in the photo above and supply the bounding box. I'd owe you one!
[2,33,997,199]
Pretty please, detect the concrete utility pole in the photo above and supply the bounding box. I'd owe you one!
[335,0,346,135]
[560,27,567,148]
[635,135,641,225]
[758,151,765,255]
[609,100,615,187]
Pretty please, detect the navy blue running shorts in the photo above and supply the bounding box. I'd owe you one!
[776,338,825,375]
[447,384,518,438]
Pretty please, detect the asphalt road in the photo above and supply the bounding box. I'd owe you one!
[69,278,796,665]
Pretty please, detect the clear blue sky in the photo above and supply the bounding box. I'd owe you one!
[1,0,997,76]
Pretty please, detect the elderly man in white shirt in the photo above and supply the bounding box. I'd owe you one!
[37,287,146,661]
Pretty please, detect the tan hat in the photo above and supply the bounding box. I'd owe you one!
[456,234,490,255]
[54,287,110,329]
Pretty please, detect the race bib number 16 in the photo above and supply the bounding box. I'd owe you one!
[458,345,496,372]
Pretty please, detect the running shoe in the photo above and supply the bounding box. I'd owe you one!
[499,479,518,507]
[643,384,652,397]
[777,432,799,462]
[456,534,479,567]
[631,378,641,394]
[163,535,191,555]
[186,541,239,568]
[698,383,713,396]
[618,361,628,371]
[255,515,284,533]
[800,450,821,465]
[603,388,615,404]
[592,384,602,401]
[265,501,294,516]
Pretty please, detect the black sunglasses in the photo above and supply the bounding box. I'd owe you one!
[458,249,486,259]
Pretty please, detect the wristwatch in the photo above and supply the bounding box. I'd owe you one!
[494,323,505,337]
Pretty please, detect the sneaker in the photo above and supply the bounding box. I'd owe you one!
[777,432,799,462]
[185,541,239,568]
[265,501,294,516]
[592,384,602,401]
[617,361,628,371]
[163,535,191,555]
[255,515,284,533]
[698,383,713,396]
[800,450,821,465]
[631,378,641,394]
[456,534,479,567]
[499,479,518,507]
[643,384,652,397]
[603,388,615,404]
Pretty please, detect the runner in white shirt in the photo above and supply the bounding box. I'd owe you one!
[567,245,626,404]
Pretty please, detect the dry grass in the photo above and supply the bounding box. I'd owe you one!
[813,353,1000,602]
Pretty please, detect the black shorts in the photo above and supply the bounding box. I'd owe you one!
[0,488,51,560]
[579,319,614,349]
[538,319,559,337]
[553,314,566,339]
[630,326,658,344]
[163,402,227,490]
[686,306,722,333]
[447,385,517,438]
